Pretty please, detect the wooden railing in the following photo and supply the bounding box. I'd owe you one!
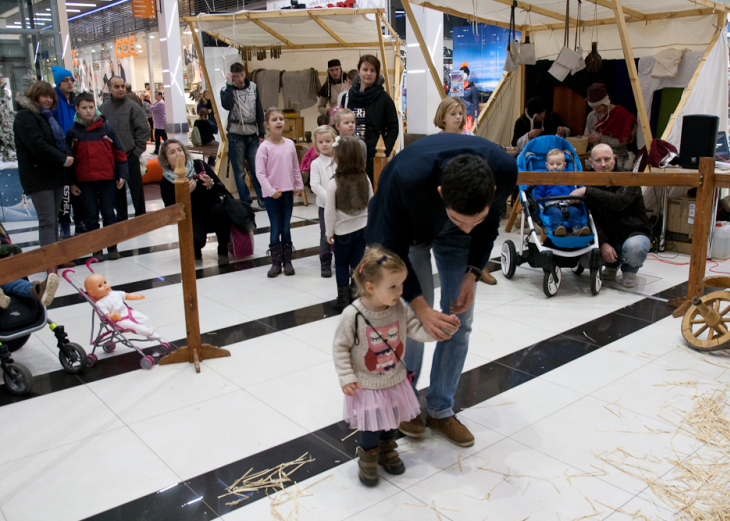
[0,154,230,372]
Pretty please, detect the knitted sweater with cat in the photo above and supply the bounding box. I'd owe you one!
[333,299,433,390]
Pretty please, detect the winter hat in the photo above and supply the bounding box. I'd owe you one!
[52,66,74,86]
[327,59,341,68]
[460,62,470,76]
[586,83,609,107]
[526,97,546,117]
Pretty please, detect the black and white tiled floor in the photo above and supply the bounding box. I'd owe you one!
[1,184,727,521]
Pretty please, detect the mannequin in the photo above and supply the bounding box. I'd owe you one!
[84,273,160,340]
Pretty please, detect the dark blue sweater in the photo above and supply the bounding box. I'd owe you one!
[366,133,517,302]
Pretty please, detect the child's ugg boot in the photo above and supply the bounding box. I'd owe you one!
[267,244,283,278]
[282,243,295,276]
[357,447,379,487]
[331,287,350,311]
[378,439,406,475]
[31,273,59,307]
[320,252,332,278]
[0,290,10,309]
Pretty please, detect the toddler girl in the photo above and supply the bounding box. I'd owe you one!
[299,114,330,181]
[309,125,338,278]
[332,246,434,487]
[325,136,372,310]
[434,97,474,136]
[334,109,367,165]
[256,107,304,277]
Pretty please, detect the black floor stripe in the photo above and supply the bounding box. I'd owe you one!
[6,225,39,234]
[81,281,686,521]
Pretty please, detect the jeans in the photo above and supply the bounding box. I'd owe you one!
[606,235,651,274]
[229,133,264,205]
[193,202,232,256]
[79,180,117,232]
[115,152,146,221]
[30,187,64,247]
[153,128,167,155]
[263,191,294,246]
[333,228,366,288]
[318,206,333,255]
[1,279,33,299]
[359,429,397,451]
[405,221,476,419]
[544,205,581,231]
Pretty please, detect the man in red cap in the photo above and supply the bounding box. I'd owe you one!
[584,83,637,169]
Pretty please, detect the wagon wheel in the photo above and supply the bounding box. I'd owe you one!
[682,291,730,352]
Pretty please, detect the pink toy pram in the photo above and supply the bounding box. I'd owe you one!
[62,259,171,370]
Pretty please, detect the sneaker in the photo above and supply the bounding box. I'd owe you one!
[398,415,426,438]
[554,226,566,237]
[59,222,71,239]
[107,245,120,260]
[622,272,638,288]
[0,290,10,309]
[31,273,59,307]
[602,267,618,281]
[426,413,475,447]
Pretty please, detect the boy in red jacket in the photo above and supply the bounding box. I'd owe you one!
[67,92,129,262]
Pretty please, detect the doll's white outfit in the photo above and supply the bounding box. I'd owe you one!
[95,290,160,339]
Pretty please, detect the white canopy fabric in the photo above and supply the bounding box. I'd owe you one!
[194,9,393,49]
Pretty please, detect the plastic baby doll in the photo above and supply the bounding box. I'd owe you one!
[84,273,160,340]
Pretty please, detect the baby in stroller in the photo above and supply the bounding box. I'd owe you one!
[535,148,590,238]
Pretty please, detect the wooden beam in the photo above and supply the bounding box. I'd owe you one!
[376,15,391,98]
[379,12,405,47]
[661,12,725,141]
[401,0,446,100]
[197,28,240,49]
[644,7,717,21]
[308,12,346,45]
[189,20,227,167]
[683,0,727,11]
[583,0,646,21]
[516,170,702,187]
[475,71,512,134]
[0,205,186,286]
[245,14,295,47]
[420,2,519,31]
[182,8,385,22]
[613,0,653,153]
[531,7,719,31]
[491,0,577,25]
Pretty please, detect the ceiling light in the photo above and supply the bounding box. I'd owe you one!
[66,2,97,6]
[159,37,166,41]
[46,8,51,10]
[149,35,155,38]
[183,31,192,34]
[67,8,80,11]
[136,44,142,48]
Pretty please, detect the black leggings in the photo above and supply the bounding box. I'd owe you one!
[359,429,397,451]
[193,202,231,255]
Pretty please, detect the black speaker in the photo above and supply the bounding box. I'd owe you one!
[679,115,719,168]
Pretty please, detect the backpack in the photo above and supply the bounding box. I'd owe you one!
[228,226,254,259]
[191,125,203,146]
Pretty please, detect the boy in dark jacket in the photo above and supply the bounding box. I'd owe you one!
[67,92,129,262]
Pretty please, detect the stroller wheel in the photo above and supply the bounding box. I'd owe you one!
[572,265,585,276]
[590,267,602,295]
[140,355,155,370]
[158,343,171,356]
[501,241,517,279]
[543,268,561,298]
[102,342,116,353]
[3,363,33,395]
[59,342,88,374]
[86,353,98,367]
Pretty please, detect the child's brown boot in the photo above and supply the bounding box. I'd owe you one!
[378,438,406,475]
[0,290,10,309]
[31,273,59,307]
[357,446,379,487]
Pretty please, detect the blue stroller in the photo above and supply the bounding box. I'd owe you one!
[500,136,603,297]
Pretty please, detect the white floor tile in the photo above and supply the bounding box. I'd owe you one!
[129,390,308,480]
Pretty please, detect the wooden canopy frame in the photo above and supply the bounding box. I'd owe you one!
[404,0,727,154]
[183,8,403,179]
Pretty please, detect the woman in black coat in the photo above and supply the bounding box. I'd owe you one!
[13,81,74,252]
[157,139,232,266]
[345,54,399,182]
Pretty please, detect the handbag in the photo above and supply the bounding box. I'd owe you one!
[503,1,521,72]
[228,226,254,259]
[191,125,203,147]
[549,0,581,81]
[352,306,415,384]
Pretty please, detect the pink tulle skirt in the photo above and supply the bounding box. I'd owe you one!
[343,379,421,432]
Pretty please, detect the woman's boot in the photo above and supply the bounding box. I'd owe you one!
[267,244,283,278]
[378,439,406,475]
[357,446,379,487]
[320,252,332,278]
[331,287,350,311]
[282,243,295,276]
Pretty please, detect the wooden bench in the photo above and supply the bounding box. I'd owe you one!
[187,144,220,161]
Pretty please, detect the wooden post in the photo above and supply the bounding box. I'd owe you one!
[661,13,725,141]
[475,71,511,134]
[504,200,522,233]
[612,0,653,152]
[376,15,392,99]
[189,20,227,177]
[669,158,715,317]
[400,0,446,101]
[159,154,231,371]
[373,135,387,192]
